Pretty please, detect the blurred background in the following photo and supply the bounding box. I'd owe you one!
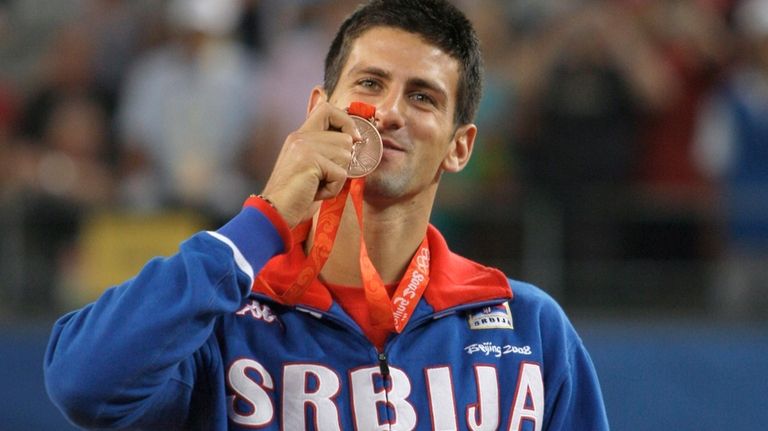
[1,0,767,429]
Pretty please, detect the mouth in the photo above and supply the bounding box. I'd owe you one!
[382,138,406,153]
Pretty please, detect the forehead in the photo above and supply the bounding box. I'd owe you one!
[342,27,460,96]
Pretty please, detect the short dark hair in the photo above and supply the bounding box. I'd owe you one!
[324,0,483,126]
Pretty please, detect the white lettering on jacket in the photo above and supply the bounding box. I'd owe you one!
[227,359,275,426]
[282,364,342,430]
[226,359,544,430]
[507,362,544,431]
[426,366,458,430]
[467,365,499,430]
[350,366,416,430]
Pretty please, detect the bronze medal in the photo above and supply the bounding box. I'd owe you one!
[347,115,382,178]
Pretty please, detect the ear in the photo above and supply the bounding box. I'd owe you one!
[441,123,477,173]
[307,85,328,116]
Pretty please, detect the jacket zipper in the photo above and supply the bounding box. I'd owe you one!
[377,351,390,378]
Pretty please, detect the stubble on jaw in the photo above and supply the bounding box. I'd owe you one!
[363,168,410,199]
[362,161,445,204]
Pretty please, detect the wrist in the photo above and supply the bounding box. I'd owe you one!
[244,194,293,252]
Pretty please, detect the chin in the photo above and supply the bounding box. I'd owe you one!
[363,170,411,200]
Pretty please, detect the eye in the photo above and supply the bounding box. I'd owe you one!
[356,78,381,90]
[410,92,436,106]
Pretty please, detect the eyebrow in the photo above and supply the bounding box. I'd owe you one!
[349,66,449,104]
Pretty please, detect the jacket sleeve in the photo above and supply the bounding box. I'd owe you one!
[544,337,610,431]
[44,203,287,429]
[509,280,609,431]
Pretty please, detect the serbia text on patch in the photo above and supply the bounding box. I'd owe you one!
[467,302,514,330]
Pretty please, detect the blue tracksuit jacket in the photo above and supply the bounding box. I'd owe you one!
[44,202,609,430]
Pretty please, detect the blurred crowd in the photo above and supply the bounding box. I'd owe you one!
[0,0,766,320]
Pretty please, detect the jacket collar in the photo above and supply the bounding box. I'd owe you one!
[253,224,512,312]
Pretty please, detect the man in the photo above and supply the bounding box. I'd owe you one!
[45,1,609,429]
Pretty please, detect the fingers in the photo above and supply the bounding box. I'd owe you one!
[259,102,361,227]
[301,102,362,142]
[314,157,349,201]
[304,131,356,168]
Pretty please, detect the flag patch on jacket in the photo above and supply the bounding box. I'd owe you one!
[468,302,514,330]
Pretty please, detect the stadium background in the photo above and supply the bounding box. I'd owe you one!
[1,0,767,429]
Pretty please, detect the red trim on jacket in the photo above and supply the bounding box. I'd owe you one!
[243,195,293,252]
[253,223,512,313]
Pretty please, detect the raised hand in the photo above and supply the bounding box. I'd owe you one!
[260,102,361,227]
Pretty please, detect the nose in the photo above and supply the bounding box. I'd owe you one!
[375,91,405,132]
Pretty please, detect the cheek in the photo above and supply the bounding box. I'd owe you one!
[405,111,455,164]
[410,115,446,144]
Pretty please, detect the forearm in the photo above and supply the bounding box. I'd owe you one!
[44,203,287,427]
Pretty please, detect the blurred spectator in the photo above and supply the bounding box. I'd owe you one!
[78,0,156,122]
[513,2,676,301]
[611,0,731,308]
[18,22,111,146]
[5,94,114,313]
[634,0,730,199]
[694,0,768,319]
[0,12,119,313]
[116,0,262,222]
[15,96,114,204]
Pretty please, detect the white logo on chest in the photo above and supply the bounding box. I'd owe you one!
[235,300,276,323]
[465,342,532,358]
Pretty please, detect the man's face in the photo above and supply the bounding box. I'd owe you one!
[325,26,470,202]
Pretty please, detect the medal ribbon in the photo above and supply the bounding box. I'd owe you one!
[264,102,430,333]
[349,178,430,332]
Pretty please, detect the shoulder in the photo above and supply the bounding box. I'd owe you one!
[506,279,585,356]
[508,279,569,325]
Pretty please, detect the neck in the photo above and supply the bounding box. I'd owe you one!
[308,196,433,287]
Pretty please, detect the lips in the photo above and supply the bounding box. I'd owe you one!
[382,138,406,152]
